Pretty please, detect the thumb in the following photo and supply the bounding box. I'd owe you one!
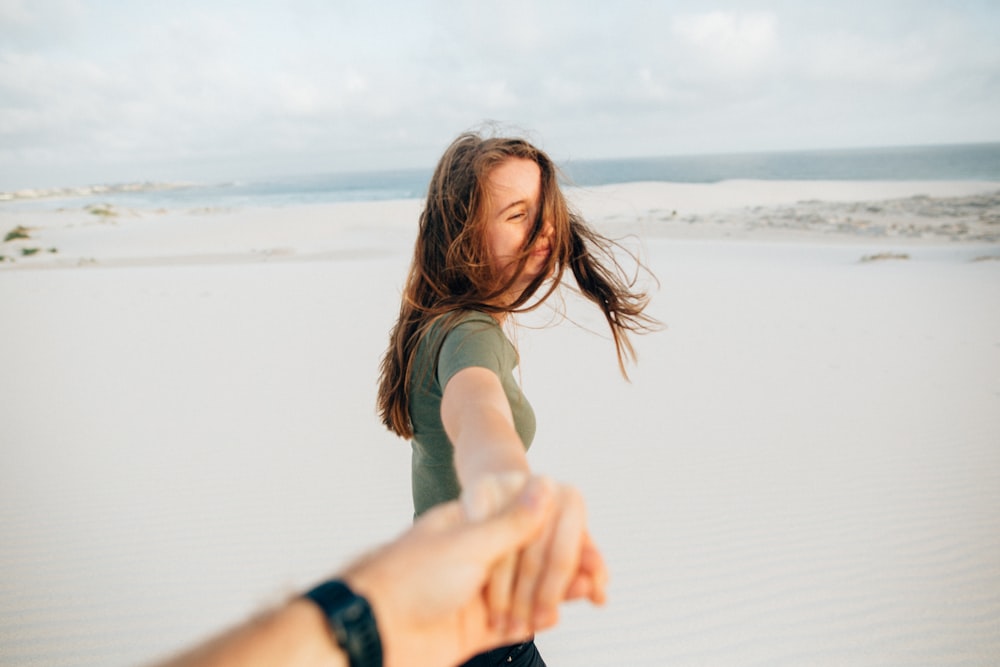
[459,475,554,567]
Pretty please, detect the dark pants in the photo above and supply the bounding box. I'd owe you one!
[458,639,545,667]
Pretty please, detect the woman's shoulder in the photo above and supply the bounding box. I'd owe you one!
[454,310,499,328]
[429,309,499,336]
[435,310,514,379]
[428,309,507,355]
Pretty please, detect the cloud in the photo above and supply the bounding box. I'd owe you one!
[0,0,31,22]
[670,11,778,77]
[1,1,999,188]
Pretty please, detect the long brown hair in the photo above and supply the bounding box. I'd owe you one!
[377,131,657,438]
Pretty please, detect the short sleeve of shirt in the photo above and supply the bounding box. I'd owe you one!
[409,310,533,517]
[436,317,507,390]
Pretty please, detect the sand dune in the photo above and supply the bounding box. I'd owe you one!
[2,180,999,665]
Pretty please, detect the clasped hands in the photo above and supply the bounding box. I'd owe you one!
[462,472,608,637]
[343,474,608,667]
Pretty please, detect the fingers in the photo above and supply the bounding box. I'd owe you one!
[461,472,533,630]
[457,475,609,638]
[507,484,610,634]
[532,485,586,626]
[562,535,608,603]
[508,512,550,636]
[508,484,581,633]
[456,475,552,568]
[581,533,609,604]
[485,552,517,629]
[560,532,608,604]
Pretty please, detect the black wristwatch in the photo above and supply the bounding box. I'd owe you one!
[304,580,383,667]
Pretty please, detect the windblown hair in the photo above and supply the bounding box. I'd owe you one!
[377,131,657,438]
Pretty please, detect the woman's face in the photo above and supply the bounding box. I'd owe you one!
[483,157,553,298]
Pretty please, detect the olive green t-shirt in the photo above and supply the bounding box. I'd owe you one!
[409,311,536,517]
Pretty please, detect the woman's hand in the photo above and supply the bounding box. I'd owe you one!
[462,474,609,638]
[507,482,607,634]
[462,472,531,633]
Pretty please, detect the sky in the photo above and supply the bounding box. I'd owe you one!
[2,0,999,190]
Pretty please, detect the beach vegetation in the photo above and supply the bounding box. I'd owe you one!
[860,252,910,263]
[86,203,117,217]
[4,225,32,242]
[21,247,41,257]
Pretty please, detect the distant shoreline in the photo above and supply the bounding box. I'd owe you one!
[2,179,998,270]
[0,181,198,203]
[5,141,1000,209]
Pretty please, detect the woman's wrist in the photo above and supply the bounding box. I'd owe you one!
[461,471,530,521]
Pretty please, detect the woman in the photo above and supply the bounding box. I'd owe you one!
[377,131,656,666]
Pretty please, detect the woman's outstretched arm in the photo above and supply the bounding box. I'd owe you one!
[442,367,608,637]
[442,366,531,482]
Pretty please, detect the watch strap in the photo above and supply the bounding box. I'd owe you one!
[304,580,383,667]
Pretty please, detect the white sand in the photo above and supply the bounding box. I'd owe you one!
[2,181,999,666]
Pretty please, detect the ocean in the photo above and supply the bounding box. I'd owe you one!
[5,142,1000,211]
